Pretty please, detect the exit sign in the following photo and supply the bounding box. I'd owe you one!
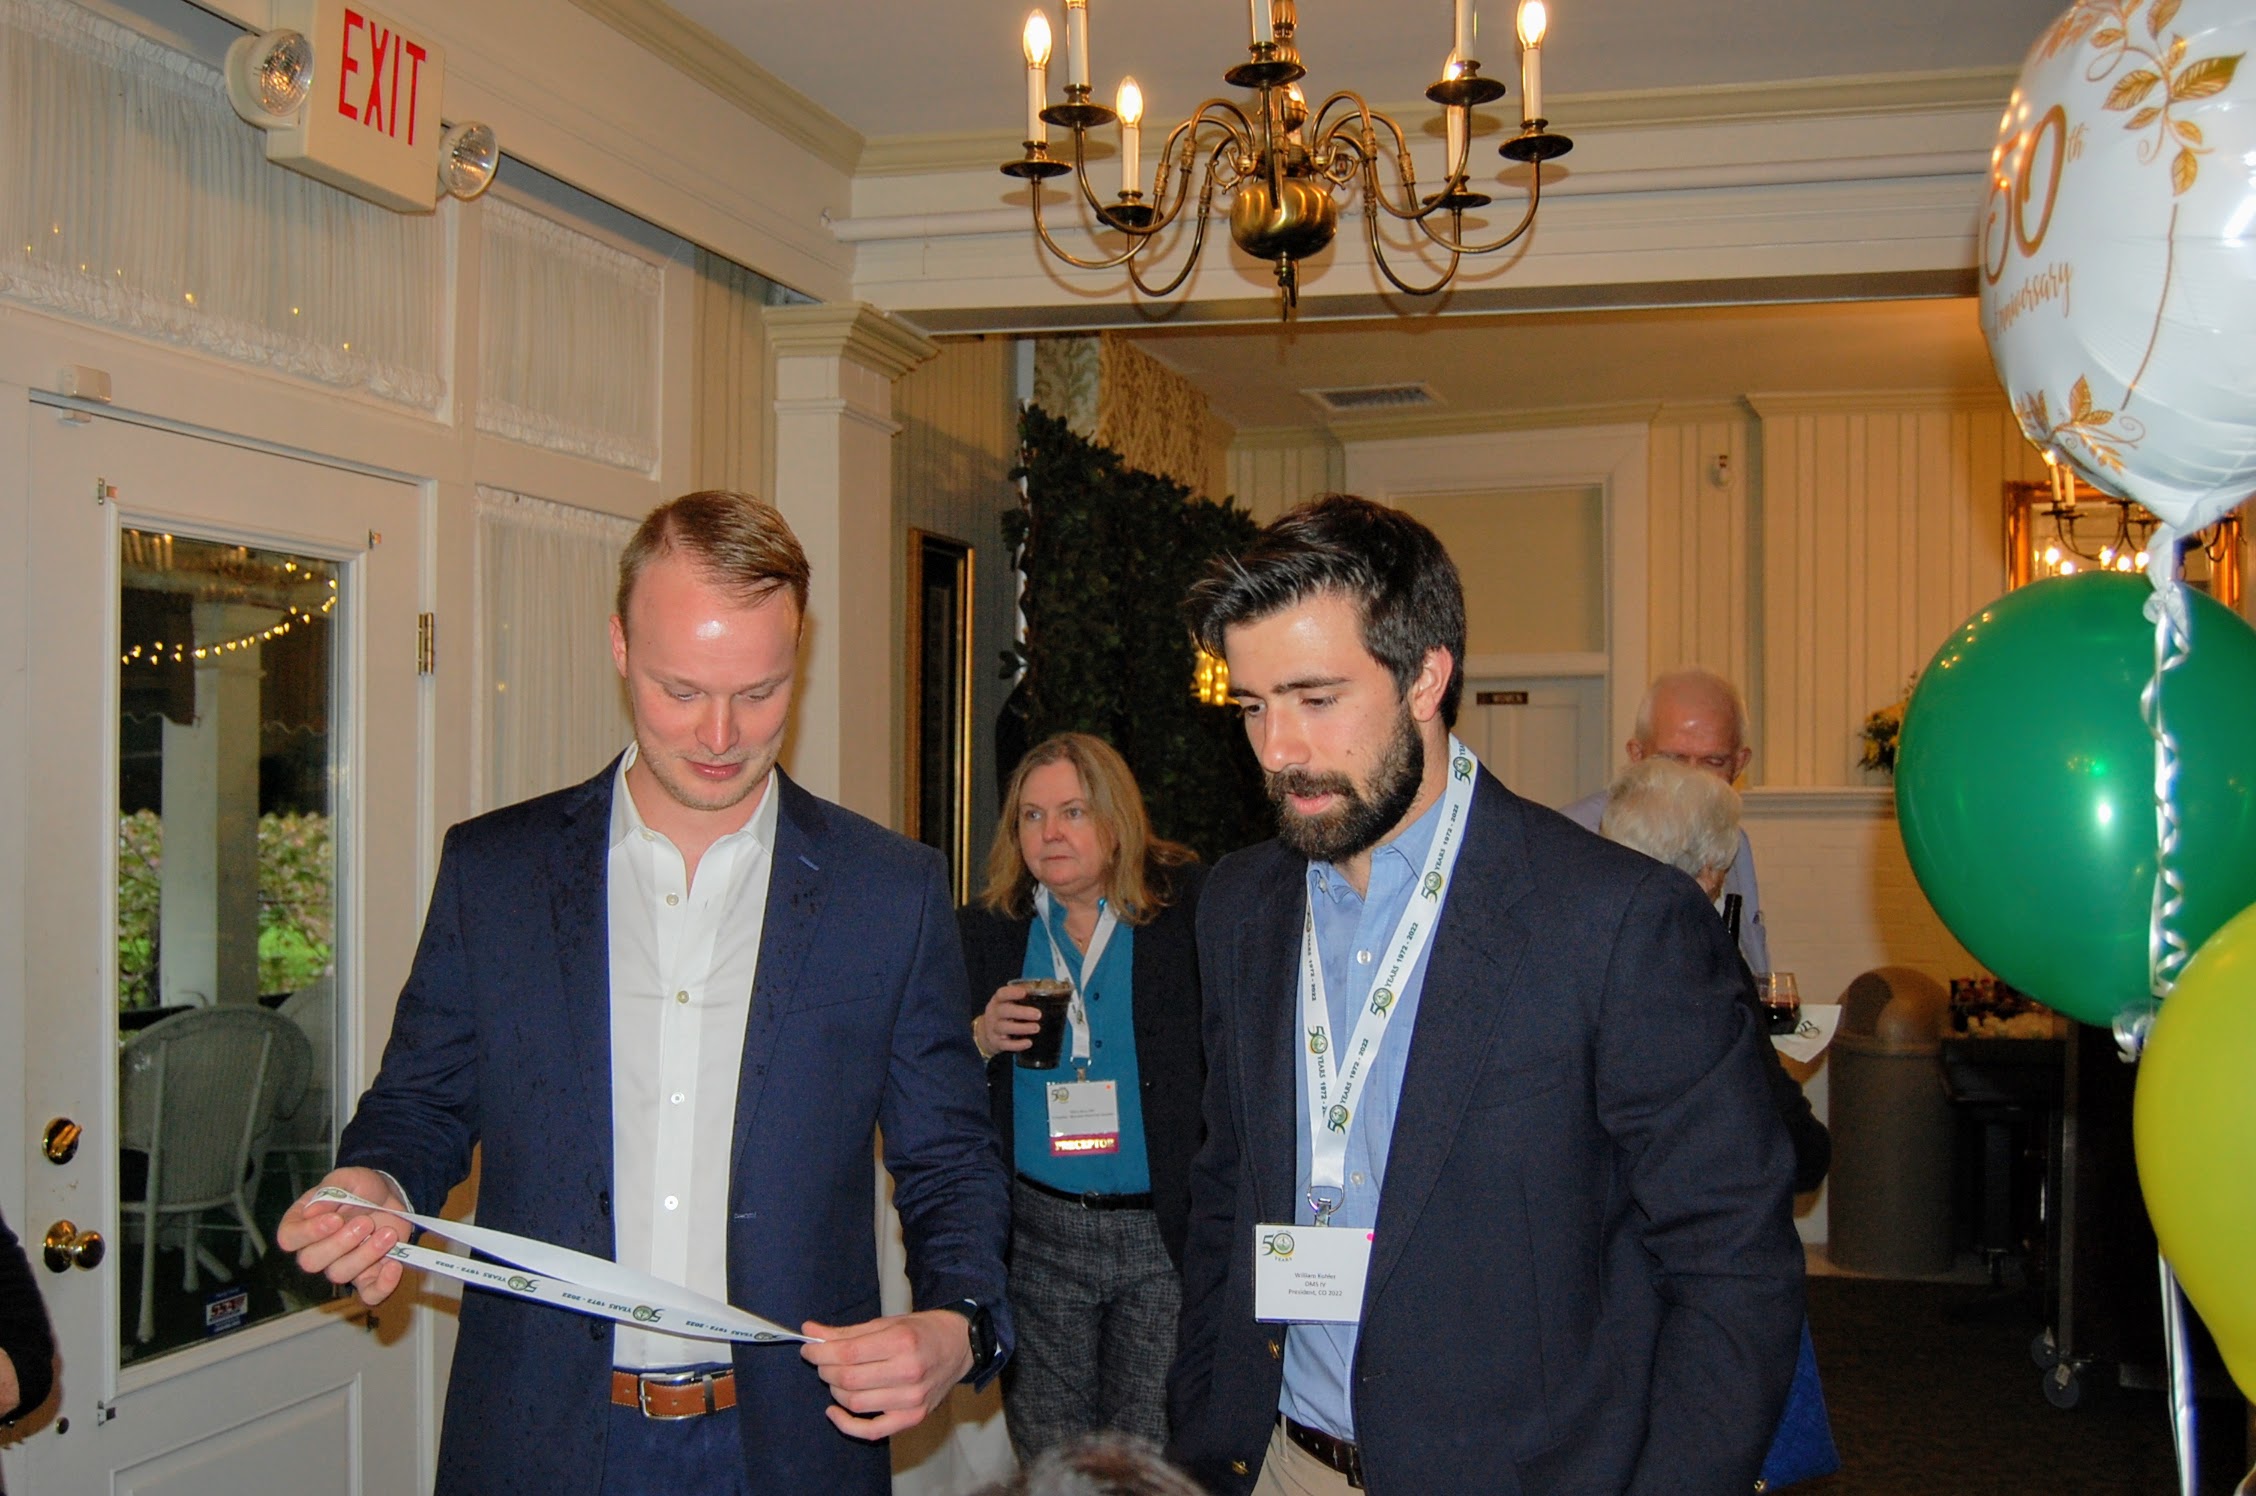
[264,0,446,212]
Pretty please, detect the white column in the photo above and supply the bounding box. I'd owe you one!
[763,303,937,826]
[159,604,272,1007]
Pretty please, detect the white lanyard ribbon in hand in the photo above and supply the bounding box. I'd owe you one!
[312,1188,812,1344]
[1036,889,1118,1067]
[1299,738,1478,1224]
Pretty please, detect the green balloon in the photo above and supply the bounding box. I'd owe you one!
[1896,572,2256,1028]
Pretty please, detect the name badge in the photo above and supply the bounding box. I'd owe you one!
[1047,1080,1120,1156]
[1253,1222,1373,1323]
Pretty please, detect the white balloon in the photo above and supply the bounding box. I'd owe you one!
[1979,0,2256,536]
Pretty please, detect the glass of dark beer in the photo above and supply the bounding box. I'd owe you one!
[1015,979,1075,1069]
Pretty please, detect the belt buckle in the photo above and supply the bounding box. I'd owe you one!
[636,1368,717,1421]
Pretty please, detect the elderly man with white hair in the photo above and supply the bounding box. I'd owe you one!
[1566,667,1769,973]
[1597,757,1829,1194]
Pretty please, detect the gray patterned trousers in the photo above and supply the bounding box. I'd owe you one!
[1002,1179,1183,1462]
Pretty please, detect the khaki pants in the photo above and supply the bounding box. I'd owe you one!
[1254,1421,1360,1496]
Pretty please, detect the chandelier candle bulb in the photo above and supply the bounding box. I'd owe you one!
[1065,0,1089,91]
[1118,77,1143,196]
[1250,0,1272,47]
[1516,0,1546,122]
[1454,0,1473,67]
[1023,11,1052,143]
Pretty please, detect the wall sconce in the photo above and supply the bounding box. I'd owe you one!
[1193,647,1232,706]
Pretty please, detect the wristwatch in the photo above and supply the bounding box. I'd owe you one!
[936,1297,999,1382]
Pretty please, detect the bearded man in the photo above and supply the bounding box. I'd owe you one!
[1165,495,1802,1496]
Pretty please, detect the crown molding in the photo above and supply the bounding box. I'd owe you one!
[1653,398,1759,426]
[1229,426,1347,451]
[1326,400,1664,443]
[1560,66,2015,131]
[860,129,1032,177]
[567,0,864,174]
[855,67,2016,179]
[1745,388,2010,419]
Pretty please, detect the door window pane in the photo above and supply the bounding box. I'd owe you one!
[117,530,342,1363]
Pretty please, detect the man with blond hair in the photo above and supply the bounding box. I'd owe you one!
[1566,667,1769,972]
[280,492,1010,1496]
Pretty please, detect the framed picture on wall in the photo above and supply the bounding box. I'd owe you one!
[2005,479,2242,607]
[906,530,975,903]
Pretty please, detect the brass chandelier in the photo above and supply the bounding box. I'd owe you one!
[1001,0,1572,315]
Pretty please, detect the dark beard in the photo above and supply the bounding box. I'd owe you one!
[1267,708,1425,863]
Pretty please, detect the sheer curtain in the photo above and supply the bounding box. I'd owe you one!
[0,0,445,408]
[479,198,663,472]
[475,487,637,810]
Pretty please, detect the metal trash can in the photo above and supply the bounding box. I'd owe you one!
[1828,966,1955,1276]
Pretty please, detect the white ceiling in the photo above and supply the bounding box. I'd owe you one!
[1122,296,2002,431]
[677,0,2063,141]
[648,3,2034,432]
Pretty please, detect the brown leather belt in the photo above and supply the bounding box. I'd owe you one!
[1283,1416,1364,1488]
[610,1367,737,1419]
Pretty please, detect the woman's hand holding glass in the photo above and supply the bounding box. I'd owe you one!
[974,983,1044,1060]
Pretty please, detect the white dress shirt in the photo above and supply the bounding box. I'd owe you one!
[606,743,777,1369]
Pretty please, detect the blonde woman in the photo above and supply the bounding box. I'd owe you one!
[961,734,1206,1462]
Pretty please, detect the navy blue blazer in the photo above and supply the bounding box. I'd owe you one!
[1166,769,1803,1496]
[338,761,1012,1496]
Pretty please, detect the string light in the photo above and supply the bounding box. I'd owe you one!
[119,592,335,666]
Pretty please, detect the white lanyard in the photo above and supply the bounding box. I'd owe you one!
[1299,738,1478,1222]
[1036,888,1118,1067]
[313,1187,811,1344]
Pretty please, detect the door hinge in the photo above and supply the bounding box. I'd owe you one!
[417,613,436,675]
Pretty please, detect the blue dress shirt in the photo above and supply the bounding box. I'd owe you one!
[1280,796,1447,1440]
[1010,903,1152,1195]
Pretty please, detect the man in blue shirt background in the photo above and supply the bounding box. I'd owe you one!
[1563,667,1771,975]
[1169,496,1802,1496]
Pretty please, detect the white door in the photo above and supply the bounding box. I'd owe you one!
[1458,676,1608,809]
[8,409,425,1495]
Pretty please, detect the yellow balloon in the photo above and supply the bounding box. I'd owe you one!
[2136,901,2256,1399]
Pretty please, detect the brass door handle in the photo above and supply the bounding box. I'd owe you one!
[42,1117,82,1165]
[43,1220,105,1273]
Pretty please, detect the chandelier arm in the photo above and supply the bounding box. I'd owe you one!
[1029,178,1150,271]
[1142,112,1251,231]
[1327,110,1437,223]
[1364,189,1461,296]
[1125,179,1222,299]
[1421,160,1546,254]
[1186,97,1258,142]
[1062,127,1149,231]
[1307,90,1378,146]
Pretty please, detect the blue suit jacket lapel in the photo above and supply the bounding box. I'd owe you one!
[1366,772,1536,1305]
[1233,846,1306,1227]
[546,761,619,1176]
[731,772,827,1178]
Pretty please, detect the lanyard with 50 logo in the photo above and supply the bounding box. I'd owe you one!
[1298,737,1477,1224]
[310,1187,812,1344]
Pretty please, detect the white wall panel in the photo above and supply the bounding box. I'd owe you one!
[1752,396,2047,787]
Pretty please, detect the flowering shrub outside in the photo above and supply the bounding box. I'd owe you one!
[117,809,334,1006]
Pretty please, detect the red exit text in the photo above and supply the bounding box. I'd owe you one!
[337,9,429,146]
